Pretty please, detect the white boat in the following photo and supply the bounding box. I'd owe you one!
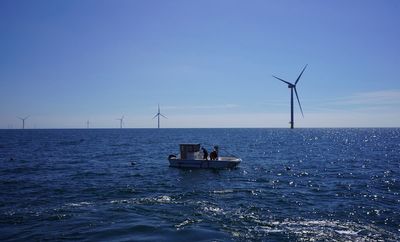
[168,144,241,169]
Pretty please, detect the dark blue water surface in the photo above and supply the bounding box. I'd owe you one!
[1,128,399,241]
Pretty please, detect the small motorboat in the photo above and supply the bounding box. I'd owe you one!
[168,144,241,169]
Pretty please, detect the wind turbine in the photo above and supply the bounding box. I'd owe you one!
[17,116,30,129]
[152,104,167,129]
[273,65,307,129]
[86,120,90,129]
[116,116,124,128]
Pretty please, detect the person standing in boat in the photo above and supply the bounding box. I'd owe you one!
[210,146,219,160]
[201,147,208,160]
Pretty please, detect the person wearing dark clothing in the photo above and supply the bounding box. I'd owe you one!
[210,146,219,160]
[201,147,208,160]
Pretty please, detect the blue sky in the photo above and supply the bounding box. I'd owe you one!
[1,0,400,128]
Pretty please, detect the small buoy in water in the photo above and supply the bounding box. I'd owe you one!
[131,162,137,166]
[286,166,291,171]
[9,157,15,161]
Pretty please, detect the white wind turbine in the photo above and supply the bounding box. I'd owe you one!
[116,115,124,128]
[17,116,30,129]
[272,65,307,129]
[152,104,167,129]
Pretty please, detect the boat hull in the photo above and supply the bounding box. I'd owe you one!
[168,157,241,169]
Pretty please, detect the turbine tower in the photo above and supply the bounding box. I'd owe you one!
[116,116,124,128]
[273,65,307,129]
[152,104,167,129]
[17,116,30,129]
[86,120,90,129]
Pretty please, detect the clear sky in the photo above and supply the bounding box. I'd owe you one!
[1,0,400,128]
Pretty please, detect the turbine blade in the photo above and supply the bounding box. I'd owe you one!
[152,114,158,119]
[160,114,167,119]
[295,64,308,85]
[294,87,304,117]
[272,75,293,86]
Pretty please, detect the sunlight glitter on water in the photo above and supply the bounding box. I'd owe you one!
[1,128,399,241]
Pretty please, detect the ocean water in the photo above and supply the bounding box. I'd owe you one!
[0,128,399,241]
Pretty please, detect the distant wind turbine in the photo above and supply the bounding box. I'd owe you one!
[116,116,124,128]
[86,120,90,129]
[273,65,307,129]
[152,104,167,128]
[17,116,30,129]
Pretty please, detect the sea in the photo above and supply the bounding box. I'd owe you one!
[0,128,399,241]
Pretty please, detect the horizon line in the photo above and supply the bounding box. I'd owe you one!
[1,127,399,130]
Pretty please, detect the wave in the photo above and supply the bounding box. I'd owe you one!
[226,218,399,241]
[110,195,175,205]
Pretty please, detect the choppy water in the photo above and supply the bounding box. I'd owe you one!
[0,128,399,241]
